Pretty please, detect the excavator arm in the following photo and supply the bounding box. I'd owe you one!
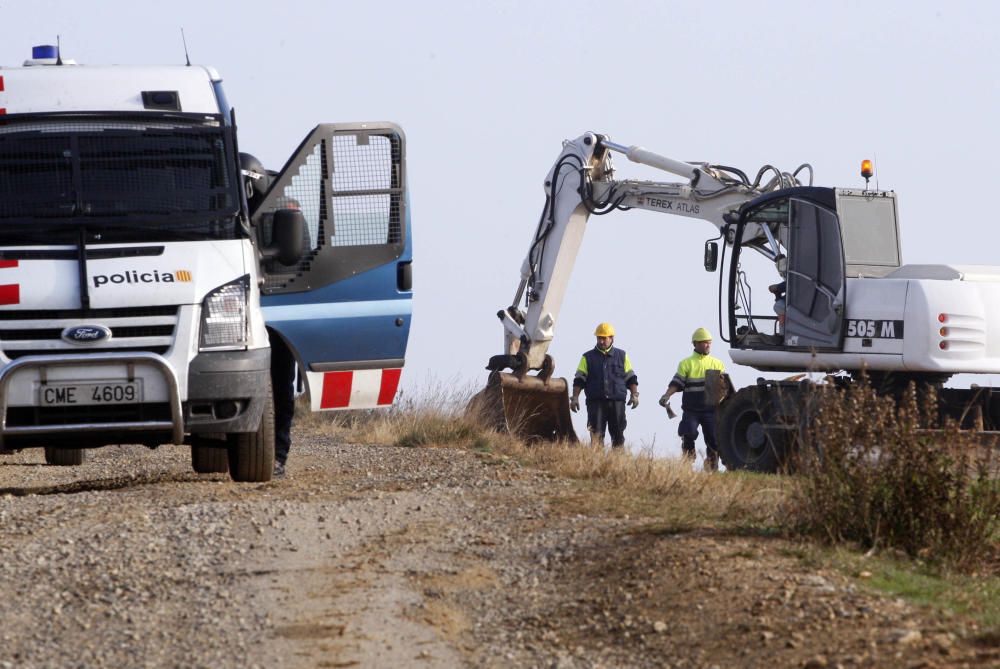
[473,131,810,442]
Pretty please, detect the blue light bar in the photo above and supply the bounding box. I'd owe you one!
[32,45,58,59]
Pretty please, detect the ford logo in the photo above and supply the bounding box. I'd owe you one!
[61,325,112,345]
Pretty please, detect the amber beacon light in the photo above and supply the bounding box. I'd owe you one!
[861,159,873,188]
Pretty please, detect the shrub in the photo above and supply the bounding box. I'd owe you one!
[789,380,1000,572]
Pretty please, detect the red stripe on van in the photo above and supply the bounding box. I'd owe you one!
[320,371,353,409]
[0,284,19,305]
[377,368,402,405]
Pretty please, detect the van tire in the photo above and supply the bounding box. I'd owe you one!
[227,381,275,482]
[44,447,85,466]
[190,438,230,474]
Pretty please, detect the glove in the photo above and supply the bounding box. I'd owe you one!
[627,391,639,409]
[659,393,670,408]
[570,396,580,413]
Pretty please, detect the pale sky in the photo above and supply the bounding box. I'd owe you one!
[2,1,999,457]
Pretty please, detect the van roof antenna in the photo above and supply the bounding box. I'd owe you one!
[181,28,191,66]
[56,35,63,65]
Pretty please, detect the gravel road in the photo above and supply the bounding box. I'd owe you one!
[0,424,996,668]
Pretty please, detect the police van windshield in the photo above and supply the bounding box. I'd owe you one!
[0,116,242,244]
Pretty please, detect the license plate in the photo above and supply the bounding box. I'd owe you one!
[39,381,143,406]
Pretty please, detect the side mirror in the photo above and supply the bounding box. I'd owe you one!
[269,209,305,266]
[704,240,719,272]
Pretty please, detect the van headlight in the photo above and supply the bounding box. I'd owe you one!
[200,275,249,350]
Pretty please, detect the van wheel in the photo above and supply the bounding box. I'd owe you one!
[227,381,275,482]
[190,438,230,474]
[44,447,86,466]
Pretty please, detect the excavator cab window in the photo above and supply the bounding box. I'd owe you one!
[727,200,789,345]
[727,191,845,351]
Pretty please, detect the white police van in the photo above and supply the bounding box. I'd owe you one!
[0,46,412,481]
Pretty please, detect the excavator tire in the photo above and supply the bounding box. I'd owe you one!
[717,387,791,473]
[468,371,578,443]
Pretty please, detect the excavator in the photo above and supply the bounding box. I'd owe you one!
[475,131,1000,471]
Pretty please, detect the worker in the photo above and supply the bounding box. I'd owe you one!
[570,322,639,448]
[769,252,788,339]
[269,332,296,478]
[769,280,787,334]
[659,327,726,470]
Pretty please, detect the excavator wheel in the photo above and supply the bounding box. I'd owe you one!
[468,371,578,443]
[717,387,791,473]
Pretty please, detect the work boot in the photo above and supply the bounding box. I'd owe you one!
[681,439,696,462]
[273,460,286,479]
[704,451,719,472]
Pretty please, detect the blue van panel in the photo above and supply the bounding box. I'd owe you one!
[262,266,411,366]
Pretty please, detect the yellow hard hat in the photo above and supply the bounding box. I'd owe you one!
[692,327,713,342]
[594,322,615,337]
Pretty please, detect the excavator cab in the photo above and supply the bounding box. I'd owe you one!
[725,187,846,353]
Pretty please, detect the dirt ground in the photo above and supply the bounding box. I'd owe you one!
[0,424,997,668]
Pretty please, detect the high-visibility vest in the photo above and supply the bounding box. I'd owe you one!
[574,346,636,401]
[669,352,725,410]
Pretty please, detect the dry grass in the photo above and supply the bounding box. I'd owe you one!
[297,384,789,531]
[493,436,790,528]
[294,380,493,450]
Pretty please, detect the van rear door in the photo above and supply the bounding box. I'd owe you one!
[256,123,411,410]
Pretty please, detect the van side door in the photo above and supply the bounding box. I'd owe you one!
[256,123,412,410]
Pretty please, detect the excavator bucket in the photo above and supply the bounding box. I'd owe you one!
[468,371,578,443]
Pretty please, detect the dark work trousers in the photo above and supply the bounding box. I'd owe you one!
[270,338,296,466]
[586,399,627,448]
[679,408,718,462]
